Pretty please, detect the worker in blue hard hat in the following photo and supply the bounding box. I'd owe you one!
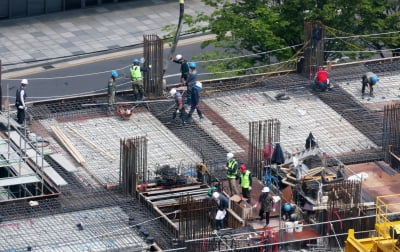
[362,72,379,98]
[184,62,197,106]
[130,58,150,101]
[108,70,119,108]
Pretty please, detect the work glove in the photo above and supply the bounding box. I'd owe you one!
[148,64,152,68]
[195,105,199,109]
[249,186,252,191]
[176,110,180,114]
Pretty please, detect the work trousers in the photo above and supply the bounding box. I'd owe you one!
[228,178,239,196]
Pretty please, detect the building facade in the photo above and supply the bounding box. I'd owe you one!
[0,0,133,19]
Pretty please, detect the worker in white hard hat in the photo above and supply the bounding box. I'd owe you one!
[170,54,189,85]
[211,191,229,234]
[15,79,29,125]
[187,81,204,123]
[169,88,186,125]
[224,152,239,196]
[253,186,274,227]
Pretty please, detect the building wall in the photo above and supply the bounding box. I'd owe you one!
[0,0,132,19]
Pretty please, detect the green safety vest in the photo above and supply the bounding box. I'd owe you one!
[226,160,238,179]
[240,170,251,188]
[130,66,142,81]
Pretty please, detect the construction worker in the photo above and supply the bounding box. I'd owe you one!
[15,79,29,125]
[169,88,186,125]
[108,70,119,108]
[197,162,209,184]
[185,62,197,105]
[130,58,150,101]
[253,187,273,227]
[238,164,252,204]
[313,66,331,91]
[170,54,189,85]
[187,81,204,123]
[224,152,239,196]
[212,191,229,234]
[362,72,379,98]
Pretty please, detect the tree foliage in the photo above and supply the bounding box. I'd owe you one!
[164,0,400,76]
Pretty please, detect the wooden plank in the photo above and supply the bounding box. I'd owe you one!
[42,167,67,186]
[50,153,78,172]
[0,175,40,187]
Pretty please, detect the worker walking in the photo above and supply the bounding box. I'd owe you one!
[362,72,379,98]
[15,79,29,125]
[108,70,119,108]
[212,191,229,234]
[313,66,331,91]
[187,81,204,123]
[170,54,189,85]
[169,88,186,125]
[238,164,252,204]
[185,62,197,105]
[254,187,273,227]
[130,58,150,101]
[224,152,239,196]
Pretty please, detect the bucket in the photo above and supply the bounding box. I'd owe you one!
[285,222,294,233]
[295,221,303,232]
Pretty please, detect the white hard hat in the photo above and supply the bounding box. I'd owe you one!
[226,152,234,160]
[195,81,202,88]
[212,191,220,199]
[175,54,183,60]
[262,187,270,193]
[21,79,29,85]
[169,88,177,97]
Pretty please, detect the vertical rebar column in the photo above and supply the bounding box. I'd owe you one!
[143,34,164,98]
[383,102,400,171]
[248,119,280,180]
[120,136,148,197]
[302,21,325,79]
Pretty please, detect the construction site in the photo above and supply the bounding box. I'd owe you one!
[1,24,400,251]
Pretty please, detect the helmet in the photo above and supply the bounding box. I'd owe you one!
[226,152,234,160]
[283,203,292,212]
[175,54,183,61]
[111,70,119,77]
[239,164,247,172]
[371,75,378,84]
[189,62,196,68]
[195,81,202,88]
[21,79,29,85]
[133,58,140,63]
[207,186,217,197]
[212,191,220,199]
[169,88,177,97]
[262,186,270,193]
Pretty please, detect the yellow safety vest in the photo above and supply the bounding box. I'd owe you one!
[130,66,142,81]
[240,170,251,188]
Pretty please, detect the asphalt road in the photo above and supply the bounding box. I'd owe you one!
[2,36,215,104]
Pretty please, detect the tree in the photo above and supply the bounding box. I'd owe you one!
[164,0,400,76]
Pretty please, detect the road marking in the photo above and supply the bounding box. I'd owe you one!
[3,34,216,79]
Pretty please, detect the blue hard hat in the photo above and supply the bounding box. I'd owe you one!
[133,59,140,63]
[283,203,291,212]
[111,70,119,77]
[189,62,196,68]
[371,75,378,84]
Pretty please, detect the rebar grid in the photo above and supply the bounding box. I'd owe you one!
[0,204,147,251]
